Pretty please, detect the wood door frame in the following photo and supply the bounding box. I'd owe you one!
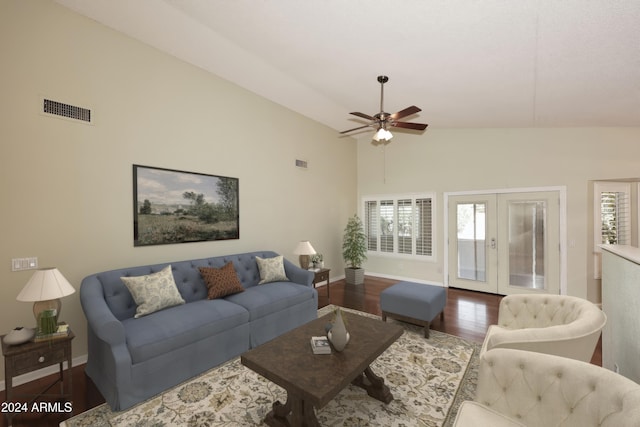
[444,186,567,295]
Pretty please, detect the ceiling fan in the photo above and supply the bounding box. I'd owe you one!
[340,75,428,142]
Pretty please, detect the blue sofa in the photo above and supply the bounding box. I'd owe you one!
[80,251,317,411]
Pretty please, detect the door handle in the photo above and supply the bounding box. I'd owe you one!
[490,238,496,249]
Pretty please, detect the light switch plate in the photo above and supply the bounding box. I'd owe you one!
[11,257,38,272]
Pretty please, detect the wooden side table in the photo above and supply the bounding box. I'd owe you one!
[313,268,331,299]
[2,330,75,426]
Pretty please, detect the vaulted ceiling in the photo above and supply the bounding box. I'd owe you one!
[56,0,640,134]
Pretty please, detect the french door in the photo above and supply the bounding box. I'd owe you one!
[447,191,560,295]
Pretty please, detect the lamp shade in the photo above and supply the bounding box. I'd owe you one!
[17,267,75,302]
[293,241,317,255]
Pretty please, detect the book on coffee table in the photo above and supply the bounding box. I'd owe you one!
[310,336,331,354]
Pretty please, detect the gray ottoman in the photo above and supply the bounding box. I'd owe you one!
[380,281,446,338]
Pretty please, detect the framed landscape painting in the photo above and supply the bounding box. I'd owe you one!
[133,165,239,246]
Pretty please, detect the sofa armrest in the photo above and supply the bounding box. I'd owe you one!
[80,276,126,346]
[283,258,314,287]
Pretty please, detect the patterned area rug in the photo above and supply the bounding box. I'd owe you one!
[62,305,478,426]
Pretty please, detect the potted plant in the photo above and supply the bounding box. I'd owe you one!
[342,214,367,285]
[311,253,324,269]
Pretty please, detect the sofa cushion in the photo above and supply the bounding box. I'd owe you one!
[199,263,245,299]
[121,265,185,318]
[122,299,250,364]
[256,255,289,284]
[225,281,314,321]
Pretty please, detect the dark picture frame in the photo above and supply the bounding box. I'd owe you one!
[133,165,239,246]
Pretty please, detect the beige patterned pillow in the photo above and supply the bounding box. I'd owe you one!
[256,255,289,284]
[121,265,185,318]
[199,263,245,299]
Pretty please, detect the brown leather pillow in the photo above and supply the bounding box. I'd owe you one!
[199,262,245,299]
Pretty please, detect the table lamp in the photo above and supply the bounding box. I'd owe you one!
[16,267,75,334]
[293,241,316,270]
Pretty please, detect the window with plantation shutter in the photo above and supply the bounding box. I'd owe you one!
[600,191,630,245]
[365,200,378,251]
[416,198,433,256]
[593,181,632,279]
[362,193,435,260]
[595,182,631,247]
[380,200,394,253]
[397,199,413,254]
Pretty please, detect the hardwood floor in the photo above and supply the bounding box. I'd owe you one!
[1,276,602,427]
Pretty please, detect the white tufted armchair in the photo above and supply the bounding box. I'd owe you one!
[481,294,606,362]
[453,348,640,427]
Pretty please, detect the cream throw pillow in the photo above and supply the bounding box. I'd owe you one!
[256,256,289,284]
[121,265,185,318]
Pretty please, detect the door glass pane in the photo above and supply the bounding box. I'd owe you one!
[509,201,545,289]
[456,203,486,281]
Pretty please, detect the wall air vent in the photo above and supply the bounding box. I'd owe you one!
[295,159,308,169]
[42,98,92,124]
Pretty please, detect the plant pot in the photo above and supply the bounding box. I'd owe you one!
[345,267,364,285]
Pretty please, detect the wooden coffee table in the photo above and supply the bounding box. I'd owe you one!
[241,310,403,426]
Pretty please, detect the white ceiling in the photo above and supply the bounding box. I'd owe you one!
[56,0,640,133]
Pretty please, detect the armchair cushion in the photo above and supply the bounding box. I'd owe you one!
[454,401,525,427]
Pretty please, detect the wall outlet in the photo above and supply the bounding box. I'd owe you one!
[11,257,38,272]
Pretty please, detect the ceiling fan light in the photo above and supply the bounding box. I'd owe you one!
[373,127,393,142]
[373,128,393,142]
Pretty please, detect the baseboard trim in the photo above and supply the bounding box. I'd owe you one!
[0,354,88,392]
[364,271,445,287]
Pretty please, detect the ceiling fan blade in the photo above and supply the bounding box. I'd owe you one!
[340,124,374,134]
[391,121,428,131]
[390,105,421,120]
[350,112,376,121]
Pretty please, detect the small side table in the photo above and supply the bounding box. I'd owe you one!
[313,268,331,299]
[2,330,75,426]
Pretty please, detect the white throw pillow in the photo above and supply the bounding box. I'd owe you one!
[256,256,289,284]
[121,265,185,318]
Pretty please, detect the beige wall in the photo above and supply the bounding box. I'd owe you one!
[2,0,639,387]
[0,0,356,383]
[358,127,640,299]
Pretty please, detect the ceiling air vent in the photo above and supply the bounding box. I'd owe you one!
[42,98,92,124]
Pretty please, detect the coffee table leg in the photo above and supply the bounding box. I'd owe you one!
[265,392,319,427]
[352,366,393,404]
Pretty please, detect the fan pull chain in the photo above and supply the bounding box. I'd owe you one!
[383,143,387,184]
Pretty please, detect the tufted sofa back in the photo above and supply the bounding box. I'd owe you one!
[498,294,598,329]
[90,251,280,321]
[476,348,640,426]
